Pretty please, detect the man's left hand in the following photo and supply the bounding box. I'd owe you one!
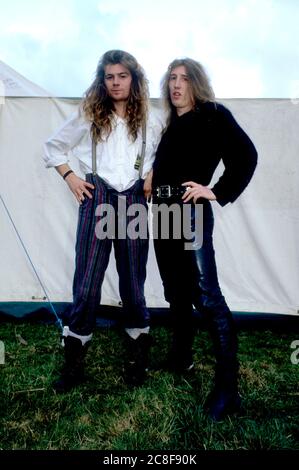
[143,170,153,201]
[181,181,216,203]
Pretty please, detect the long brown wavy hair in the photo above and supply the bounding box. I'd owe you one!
[161,58,215,126]
[81,50,149,142]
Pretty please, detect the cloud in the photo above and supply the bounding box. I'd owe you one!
[1,0,79,43]
[0,0,298,97]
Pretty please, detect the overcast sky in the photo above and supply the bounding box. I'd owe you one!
[0,0,298,98]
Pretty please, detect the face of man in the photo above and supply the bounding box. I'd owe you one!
[168,65,194,116]
[104,63,132,103]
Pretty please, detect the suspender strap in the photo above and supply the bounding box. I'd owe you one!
[91,121,147,178]
[92,136,97,176]
[138,122,146,179]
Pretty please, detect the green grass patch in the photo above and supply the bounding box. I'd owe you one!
[0,323,298,450]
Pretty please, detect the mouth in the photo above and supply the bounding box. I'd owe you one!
[172,92,181,98]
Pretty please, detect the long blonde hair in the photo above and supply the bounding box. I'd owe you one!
[161,58,215,125]
[82,50,149,142]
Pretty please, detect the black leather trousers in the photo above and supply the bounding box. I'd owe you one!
[153,199,238,385]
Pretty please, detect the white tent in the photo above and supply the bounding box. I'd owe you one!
[1,62,298,316]
[0,60,51,97]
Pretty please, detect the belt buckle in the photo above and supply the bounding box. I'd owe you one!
[158,185,171,198]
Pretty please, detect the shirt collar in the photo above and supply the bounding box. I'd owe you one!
[112,112,126,125]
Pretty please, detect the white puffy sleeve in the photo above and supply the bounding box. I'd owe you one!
[43,108,89,168]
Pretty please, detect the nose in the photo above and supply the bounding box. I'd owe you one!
[113,77,120,86]
[174,78,181,88]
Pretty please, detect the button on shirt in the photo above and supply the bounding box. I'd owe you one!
[44,108,164,192]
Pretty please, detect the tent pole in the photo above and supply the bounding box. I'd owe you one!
[0,193,63,330]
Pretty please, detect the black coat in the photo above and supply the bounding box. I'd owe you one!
[152,102,258,206]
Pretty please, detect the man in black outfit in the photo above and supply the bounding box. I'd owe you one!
[150,58,257,421]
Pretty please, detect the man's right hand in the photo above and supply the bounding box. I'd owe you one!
[65,172,95,204]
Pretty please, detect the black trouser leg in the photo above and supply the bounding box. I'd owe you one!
[190,202,241,420]
[154,200,241,415]
[154,233,195,372]
[169,302,195,370]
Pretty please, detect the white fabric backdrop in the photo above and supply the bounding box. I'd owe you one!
[0,97,298,315]
[0,59,51,97]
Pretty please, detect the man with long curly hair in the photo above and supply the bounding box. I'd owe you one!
[44,50,163,392]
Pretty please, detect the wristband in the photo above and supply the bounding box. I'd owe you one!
[63,170,73,180]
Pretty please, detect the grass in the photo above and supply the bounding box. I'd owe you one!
[0,322,298,451]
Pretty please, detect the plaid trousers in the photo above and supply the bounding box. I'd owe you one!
[66,174,149,336]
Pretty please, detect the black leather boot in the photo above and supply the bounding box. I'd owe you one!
[205,310,241,421]
[53,335,89,393]
[162,328,195,374]
[123,333,152,386]
[166,304,195,374]
[205,362,241,421]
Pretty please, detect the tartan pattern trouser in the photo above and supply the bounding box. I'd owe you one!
[66,174,149,336]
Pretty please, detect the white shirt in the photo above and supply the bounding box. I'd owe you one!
[43,107,164,192]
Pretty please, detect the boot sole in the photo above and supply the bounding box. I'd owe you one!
[207,395,242,421]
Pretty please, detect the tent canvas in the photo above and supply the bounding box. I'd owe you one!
[0,60,51,98]
[1,62,299,319]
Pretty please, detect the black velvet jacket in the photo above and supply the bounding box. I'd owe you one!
[152,102,258,206]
